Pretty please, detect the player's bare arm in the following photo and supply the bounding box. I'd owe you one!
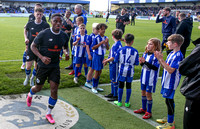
[31,42,51,65]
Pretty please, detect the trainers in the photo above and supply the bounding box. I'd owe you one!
[104,93,113,98]
[73,77,78,84]
[30,77,34,87]
[78,72,82,77]
[156,122,175,129]
[97,87,104,92]
[46,114,55,124]
[21,64,25,70]
[69,70,74,75]
[26,93,32,107]
[134,108,146,114]
[92,87,98,94]
[114,101,122,107]
[142,112,152,119]
[156,117,167,124]
[107,96,118,101]
[85,82,92,89]
[125,102,131,108]
[23,75,30,86]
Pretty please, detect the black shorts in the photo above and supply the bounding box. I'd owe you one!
[26,50,37,62]
[36,66,60,85]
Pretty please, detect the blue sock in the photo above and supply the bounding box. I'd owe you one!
[92,78,98,88]
[25,69,31,76]
[168,114,174,123]
[97,77,100,86]
[60,49,63,57]
[125,88,131,103]
[48,96,57,108]
[111,82,114,95]
[30,89,35,95]
[147,100,153,113]
[32,68,36,76]
[84,67,88,76]
[79,63,82,73]
[118,88,123,102]
[23,51,27,63]
[86,79,91,83]
[113,82,118,97]
[142,96,147,110]
[75,66,79,77]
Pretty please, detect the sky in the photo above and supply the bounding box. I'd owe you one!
[89,0,109,11]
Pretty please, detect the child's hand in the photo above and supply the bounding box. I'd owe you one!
[154,51,163,60]
[105,38,109,44]
[139,57,145,63]
[102,59,108,66]
[77,37,80,41]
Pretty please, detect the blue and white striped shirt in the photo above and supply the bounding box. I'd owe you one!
[87,33,96,53]
[74,34,88,57]
[141,53,160,87]
[92,35,109,56]
[115,46,139,78]
[161,50,183,90]
[108,40,122,64]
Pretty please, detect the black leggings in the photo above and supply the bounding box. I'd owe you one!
[165,98,174,115]
[119,81,131,89]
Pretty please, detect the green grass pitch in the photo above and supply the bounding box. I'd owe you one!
[0,17,199,129]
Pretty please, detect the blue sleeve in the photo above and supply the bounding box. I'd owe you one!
[86,35,91,46]
[134,51,139,65]
[91,37,97,48]
[156,15,163,23]
[171,54,182,69]
[84,16,87,25]
[114,49,120,63]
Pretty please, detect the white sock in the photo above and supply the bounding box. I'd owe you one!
[28,92,32,97]
[47,107,52,115]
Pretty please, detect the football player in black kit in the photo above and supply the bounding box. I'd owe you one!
[23,7,50,87]
[115,8,130,34]
[26,13,69,124]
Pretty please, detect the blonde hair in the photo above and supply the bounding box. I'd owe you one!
[92,23,99,29]
[79,23,85,28]
[145,38,161,53]
[76,16,84,23]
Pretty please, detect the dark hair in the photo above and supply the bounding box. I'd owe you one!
[51,13,63,20]
[125,33,134,44]
[112,29,123,40]
[164,7,171,12]
[34,7,44,13]
[96,23,108,30]
[35,3,42,7]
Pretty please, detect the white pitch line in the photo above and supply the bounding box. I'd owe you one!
[81,85,161,128]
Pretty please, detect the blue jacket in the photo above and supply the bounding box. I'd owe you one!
[156,15,176,35]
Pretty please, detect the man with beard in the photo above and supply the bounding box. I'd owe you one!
[156,7,176,55]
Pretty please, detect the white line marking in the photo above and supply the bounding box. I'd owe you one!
[81,85,161,127]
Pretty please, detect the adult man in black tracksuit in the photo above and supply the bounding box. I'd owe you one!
[176,13,193,58]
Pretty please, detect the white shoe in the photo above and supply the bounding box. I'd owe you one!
[92,87,98,94]
[30,77,35,87]
[73,77,78,84]
[97,87,104,92]
[23,75,30,86]
[21,64,25,70]
[85,82,92,89]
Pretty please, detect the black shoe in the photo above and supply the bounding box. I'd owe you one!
[107,96,118,101]
[104,93,113,98]
[65,65,73,70]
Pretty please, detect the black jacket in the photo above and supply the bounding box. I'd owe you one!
[176,18,193,44]
[179,44,200,100]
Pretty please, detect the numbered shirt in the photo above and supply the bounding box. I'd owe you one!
[92,35,109,56]
[161,50,183,90]
[108,40,122,64]
[141,52,160,87]
[74,34,88,57]
[115,46,139,78]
